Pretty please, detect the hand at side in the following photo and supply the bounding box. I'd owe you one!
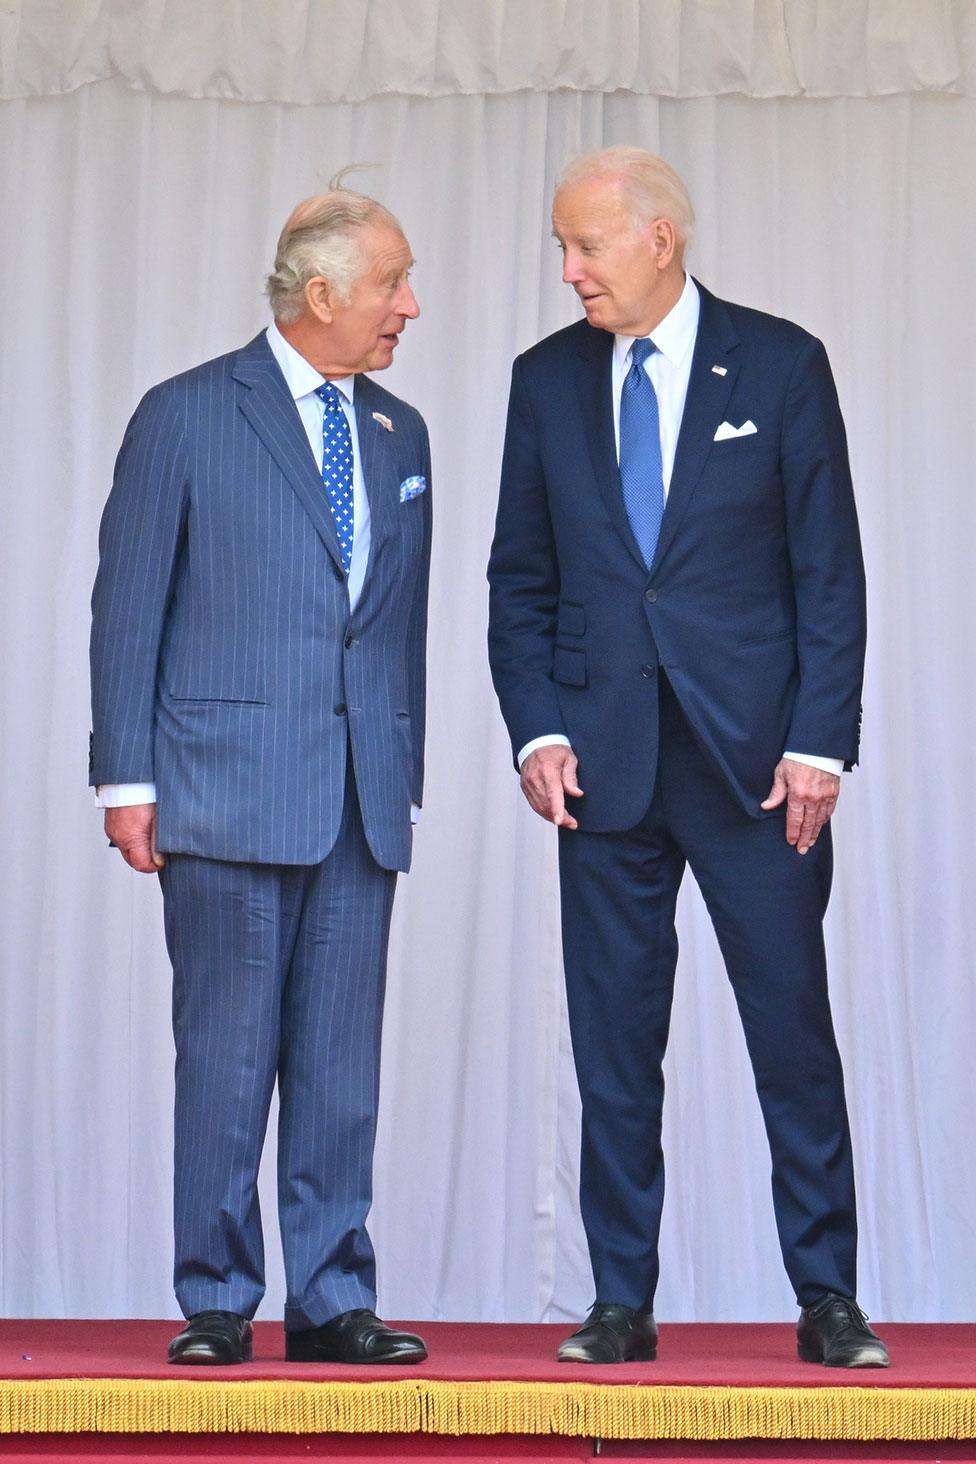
[520,746,584,830]
[761,757,840,855]
[104,803,165,873]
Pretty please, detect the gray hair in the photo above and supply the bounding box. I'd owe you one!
[266,169,401,321]
[556,146,695,251]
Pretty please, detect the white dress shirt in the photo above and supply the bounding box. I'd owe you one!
[98,323,379,809]
[517,276,843,777]
[265,320,373,611]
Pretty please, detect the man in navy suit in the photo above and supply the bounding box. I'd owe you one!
[90,184,432,1365]
[488,147,888,1367]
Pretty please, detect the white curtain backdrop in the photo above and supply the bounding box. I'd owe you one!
[3,0,975,100]
[1,3,974,1325]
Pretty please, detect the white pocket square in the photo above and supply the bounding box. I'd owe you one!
[713,419,757,442]
[399,475,426,502]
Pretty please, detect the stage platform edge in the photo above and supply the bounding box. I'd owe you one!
[3,1377,976,1441]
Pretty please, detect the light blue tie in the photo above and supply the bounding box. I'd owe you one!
[315,382,355,573]
[619,337,664,568]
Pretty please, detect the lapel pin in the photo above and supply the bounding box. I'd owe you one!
[372,412,394,432]
[711,365,727,376]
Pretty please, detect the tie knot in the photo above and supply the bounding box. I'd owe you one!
[630,337,656,369]
[315,381,342,411]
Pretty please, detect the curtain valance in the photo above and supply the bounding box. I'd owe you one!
[3,0,974,103]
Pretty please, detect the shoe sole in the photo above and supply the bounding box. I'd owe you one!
[797,1343,889,1367]
[168,1341,252,1365]
[557,1345,657,1363]
[285,1347,428,1364]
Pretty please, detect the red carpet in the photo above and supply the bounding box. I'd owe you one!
[2,1321,975,1461]
[3,1436,976,1461]
[2,1319,974,1387]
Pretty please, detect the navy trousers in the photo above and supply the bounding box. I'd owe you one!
[558,674,857,1312]
[159,767,397,1330]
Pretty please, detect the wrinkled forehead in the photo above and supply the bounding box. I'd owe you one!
[551,175,635,240]
[359,219,415,275]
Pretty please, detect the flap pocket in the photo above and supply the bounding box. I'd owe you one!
[553,646,587,687]
[739,628,794,648]
[171,696,267,706]
[557,601,586,636]
[712,433,762,452]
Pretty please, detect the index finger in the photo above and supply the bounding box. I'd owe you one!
[785,793,805,847]
[796,799,832,855]
[795,806,820,854]
[542,765,569,825]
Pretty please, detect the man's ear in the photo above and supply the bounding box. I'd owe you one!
[646,218,677,270]
[304,276,336,324]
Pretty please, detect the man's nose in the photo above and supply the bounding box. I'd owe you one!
[398,282,420,319]
[562,252,584,286]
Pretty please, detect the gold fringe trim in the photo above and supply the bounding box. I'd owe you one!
[2,1379,975,1439]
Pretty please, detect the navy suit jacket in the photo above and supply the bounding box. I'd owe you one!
[91,331,432,871]
[487,282,866,832]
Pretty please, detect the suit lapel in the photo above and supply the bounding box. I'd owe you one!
[574,326,648,571]
[232,334,344,573]
[651,283,740,569]
[353,377,397,564]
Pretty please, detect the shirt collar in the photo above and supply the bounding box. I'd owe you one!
[613,274,700,371]
[265,321,356,406]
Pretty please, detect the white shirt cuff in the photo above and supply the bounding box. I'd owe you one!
[517,734,571,769]
[95,783,157,808]
[410,803,421,825]
[782,752,844,776]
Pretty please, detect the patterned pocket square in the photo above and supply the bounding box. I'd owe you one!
[400,475,426,502]
[713,419,757,441]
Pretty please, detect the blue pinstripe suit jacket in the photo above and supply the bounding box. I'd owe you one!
[90,331,432,872]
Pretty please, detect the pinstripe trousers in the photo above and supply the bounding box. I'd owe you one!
[158,764,397,1330]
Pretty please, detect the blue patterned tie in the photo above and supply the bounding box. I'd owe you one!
[619,338,664,568]
[315,382,355,572]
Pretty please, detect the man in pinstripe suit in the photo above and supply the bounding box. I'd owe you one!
[90,186,432,1365]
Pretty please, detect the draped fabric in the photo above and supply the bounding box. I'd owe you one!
[3,0,976,102]
[1,4,974,1324]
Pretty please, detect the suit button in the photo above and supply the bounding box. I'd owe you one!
[332,563,345,581]
[344,636,357,649]
[644,588,658,603]
[334,703,347,716]
[640,664,655,678]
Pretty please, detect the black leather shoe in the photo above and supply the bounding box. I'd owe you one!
[167,1310,253,1365]
[285,1308,428,1364]
[557,1302,657,1363]
[797,1293,889,1367]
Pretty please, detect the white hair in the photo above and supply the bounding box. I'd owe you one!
[266,168,401,321]
[556,146,695,251]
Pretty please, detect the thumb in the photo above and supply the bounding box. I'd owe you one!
[761,766,788,810]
